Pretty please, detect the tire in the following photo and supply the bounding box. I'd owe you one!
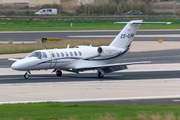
[98,72,104,78]
[56,70,62,77]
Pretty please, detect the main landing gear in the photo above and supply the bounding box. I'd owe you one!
[56,70,62,77]
[52,69,62,77]
[24,71,31,79]
[98,71,104,78]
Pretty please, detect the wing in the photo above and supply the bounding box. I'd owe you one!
[75,61,151,73]
[8,58,20,61]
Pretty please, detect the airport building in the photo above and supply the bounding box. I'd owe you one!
[29,0,60,6]
[0,0,109,6]
[0,0,29,7]
[61,0,109,12]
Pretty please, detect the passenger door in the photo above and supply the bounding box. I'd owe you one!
[49,52,57,68]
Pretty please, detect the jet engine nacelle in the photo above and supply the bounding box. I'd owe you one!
[97,46,125,57]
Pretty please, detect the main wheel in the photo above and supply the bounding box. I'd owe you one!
[24,72,29,79]
[56,70,62,77]
[98,72,104,78]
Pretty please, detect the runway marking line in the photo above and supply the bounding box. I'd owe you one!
[118,55,180,61]
[0,77,59,80]
[105,75,123,77]
[1,95,180,105]
[68,35,180,38]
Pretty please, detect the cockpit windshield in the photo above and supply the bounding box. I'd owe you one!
[28,52,42,59]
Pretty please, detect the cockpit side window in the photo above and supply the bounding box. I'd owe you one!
[42,52,47,58]
[28,53,33,57]
[31,52,42,59]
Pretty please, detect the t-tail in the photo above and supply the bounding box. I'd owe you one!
[109,20,171,48]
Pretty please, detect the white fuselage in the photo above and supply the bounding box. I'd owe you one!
[11,46,128,71]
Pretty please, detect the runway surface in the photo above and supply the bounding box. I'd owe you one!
[1,30,180,105]
[0,30,180,42]
[1,70,180,105]
[1,70,180,84]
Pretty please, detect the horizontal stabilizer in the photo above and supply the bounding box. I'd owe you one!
[114,21,172,24]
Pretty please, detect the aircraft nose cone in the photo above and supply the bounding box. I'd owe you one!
[11,62,22,70]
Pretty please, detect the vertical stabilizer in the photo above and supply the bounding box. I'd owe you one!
[109,20,171,48]
[109,20,142,48]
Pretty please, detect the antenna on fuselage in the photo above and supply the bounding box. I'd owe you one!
[67,44,70,49]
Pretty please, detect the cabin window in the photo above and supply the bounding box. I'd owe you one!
[42,52,47,58]
[51,53,55,58]
[78,51,82,56]
[70,52,73,56]
[43,9,45,12]
[65,52,69,57]
[74,52,77,56]
[61,52,64,57]
[31,52,42,59]
[56,53,60,57]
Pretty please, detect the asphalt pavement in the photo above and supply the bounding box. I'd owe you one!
[0,30,180,42]
[1,71,180,105]
[1,70,180,84]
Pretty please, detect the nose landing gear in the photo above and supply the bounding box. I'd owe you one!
[24,71,31,79]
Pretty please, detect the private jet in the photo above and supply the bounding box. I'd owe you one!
[9,20,171,79]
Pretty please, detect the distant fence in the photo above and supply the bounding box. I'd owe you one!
[0,15,180,20]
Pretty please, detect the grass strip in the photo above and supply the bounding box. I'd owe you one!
[0,102,180,120]
[0,39,112,54]
[0,19,179,31]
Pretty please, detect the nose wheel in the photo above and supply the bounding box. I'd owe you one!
[24,71,31,79]
[56,70,62,77]
[24,72,29,79]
